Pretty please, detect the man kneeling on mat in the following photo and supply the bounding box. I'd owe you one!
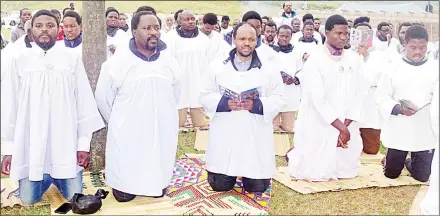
[199,15,284,192]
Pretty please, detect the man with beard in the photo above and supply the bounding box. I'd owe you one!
[280,1,296,27]
[162,10,211,129]
[262,21,277,46]
[95,11,181,202]
[287,15,366,182]
[11,8,32,43]
[63,11,83,55]
[376,25,438,183]
[199,13,229,61]
[200,22,284,193]
[373,22,391,51]
[271,25,301,133]
[1,10,104,205]
[105,7,128,58]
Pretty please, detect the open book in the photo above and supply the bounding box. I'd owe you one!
[280,69,301,80]
[350,28,373,49]
[399,100,430,112]
[219,86,260,101]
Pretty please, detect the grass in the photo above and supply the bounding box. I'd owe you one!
[1,132,419,215]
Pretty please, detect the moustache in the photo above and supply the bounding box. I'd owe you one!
[38,33,52,39]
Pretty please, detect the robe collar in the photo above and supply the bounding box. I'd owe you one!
[25,35,32,48]
[129,38,167,62]
[402,55,429,66]
[120,24,129,32]
[255,35,263,48]
[63,33,82,48]
[176,27,199,38]
[299,35,318,44]
[107,27,119,37]
[223,48,262,71]
[281,12,296,18]
[271,43,293,53]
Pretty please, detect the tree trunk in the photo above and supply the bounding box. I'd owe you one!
[82,0,107,171]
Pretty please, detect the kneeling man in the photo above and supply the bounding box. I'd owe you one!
[200,22,284,192]
[95,12,181,202]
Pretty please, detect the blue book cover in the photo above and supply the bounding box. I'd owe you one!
[280,71,293,80]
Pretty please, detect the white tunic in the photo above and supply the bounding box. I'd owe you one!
[359,50,388,129]
[419,81,439,215]
[95,47,181,196]
[205,31,230,62]
[162,30,211,109]
[107,29,129,59]
[1,43,105,181]
[200,53,285,179]
[376,58,438,152]
[287,46,366,181]
[290,32,322,46]
[275,49,301,112]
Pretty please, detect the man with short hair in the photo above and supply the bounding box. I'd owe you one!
[163,10,211,129]
[261,16,270,36]
[262,21,277,45]
[200,22,284,193]
[271,25,301,132]
[376,25,438,183]
[290,17,301,34]
[385,22,413,60]
[281,1,296,18]
[220,15,232,36]
[105,7,128,58]
[200,13,229,61]
[291,15,322,45]
[119,13,129,33]
[50,9,64,41]
[11,8,32,43]
[373,22,391,51]
[1,10,104,205]
[287,15,365,182]
[63,10,83,54]
[96,11,181,202]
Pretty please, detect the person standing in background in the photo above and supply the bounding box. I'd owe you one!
[10,8,32,43]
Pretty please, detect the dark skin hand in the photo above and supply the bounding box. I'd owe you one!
[77,151,90,168]
[400,106,416,116]
[1,151,90,176]
[1,155,11,175]
[228,99,254,111]
[283,77,294,85]
[331,119,350,148]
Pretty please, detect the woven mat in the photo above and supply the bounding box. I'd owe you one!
[273,157,428,194]
[167,154,270,215]
[1,172,177,215]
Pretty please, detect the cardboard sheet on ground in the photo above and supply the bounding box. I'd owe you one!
[1,172,178,215]
[194,130,292,156]
[273,162,428,194]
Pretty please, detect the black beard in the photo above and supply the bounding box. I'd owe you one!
[238,50,252,58]
[32,35,56,51]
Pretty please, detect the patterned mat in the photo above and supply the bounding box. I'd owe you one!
[167,154,271,215]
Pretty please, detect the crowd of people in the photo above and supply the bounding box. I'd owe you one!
[0,1,439,214]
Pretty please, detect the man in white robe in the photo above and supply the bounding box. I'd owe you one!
[162,10,211,129]
[294,21,320,69]
[287,15,365,181]
[419,81,439,215]
[199,13,229,62]
[376,25,438,182]
[373,22,392,52]
[1,10,104,205]
[95,12,181,201]
[271,25,301,132]
[105,8,129,59]
[62,11,82,55]
[200,23,284,192]
[384,22,412,63]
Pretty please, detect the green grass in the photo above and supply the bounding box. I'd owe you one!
[1,132,418,215]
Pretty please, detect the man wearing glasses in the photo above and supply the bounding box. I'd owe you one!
[374,22,392,51]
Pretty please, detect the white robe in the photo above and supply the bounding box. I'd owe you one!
[275,49,301,112]
[419,81,439,215]
[205,31,230,62]
[290,31,323,46]
[95,47,181,196]
[376,58,438,152]
[162,30,212,109]
[1,43,105,181]
[200,54,285,179]
[294,41,320,70]
[359,50,388,129]
[287,47,366,181]
[107,29,129,59]
[372,37,389,52]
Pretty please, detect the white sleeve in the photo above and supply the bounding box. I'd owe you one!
[94,60,117,124]
[74,54,105,152]
[199,62,223,119]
